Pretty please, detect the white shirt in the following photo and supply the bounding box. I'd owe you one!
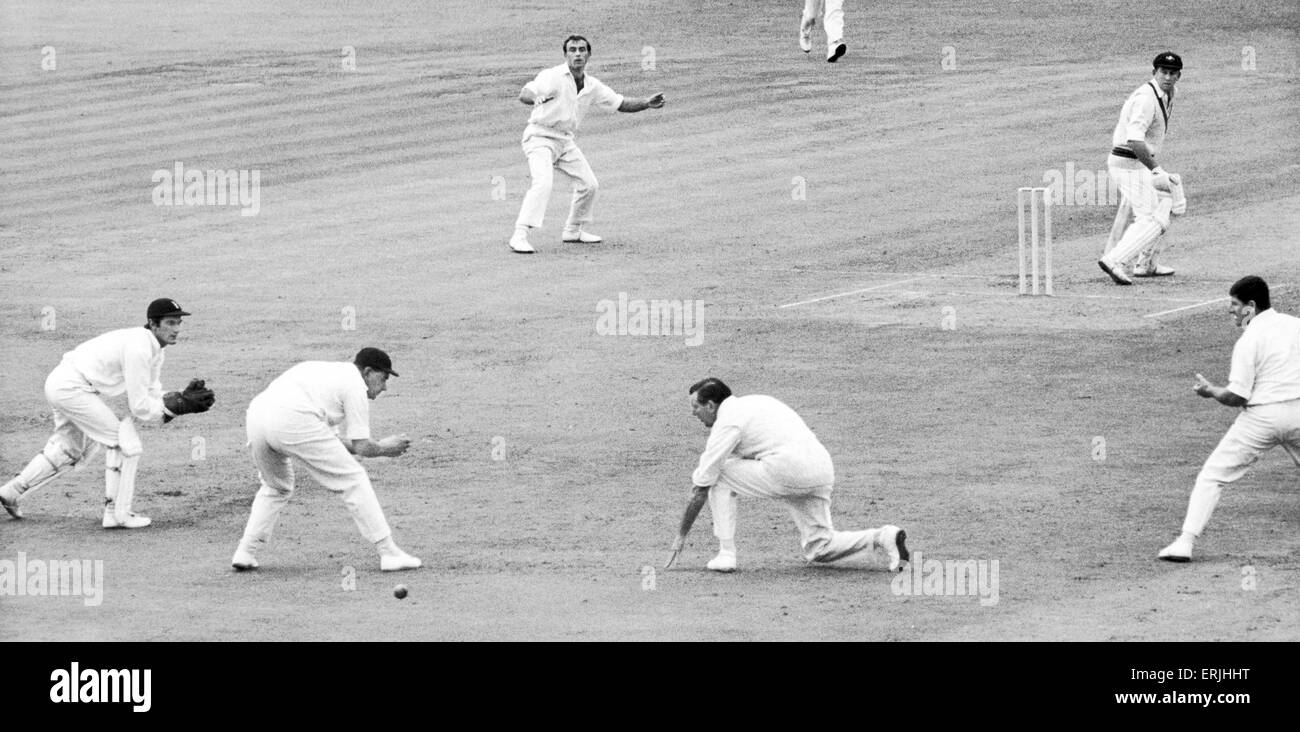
[1226,309,1300,406]
[692,395,834,489]
[1111,79,1172,155]
[253,362,372,440]
[521,63,624,142]
[59,327,166,422]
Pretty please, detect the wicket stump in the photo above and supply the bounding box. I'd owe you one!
[1018,186,1053,296]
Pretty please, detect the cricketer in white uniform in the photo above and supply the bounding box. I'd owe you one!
[231,347,421,572]
[1098,52,1187,285]
[1159,276,1300,562]
[508,34,665,254]
[670,378,909,572]
[799,0,848,62]
[0,299,212,528]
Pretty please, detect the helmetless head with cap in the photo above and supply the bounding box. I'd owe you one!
[145,298,190,348]
[1151,51,1182,95]
[354,347,399,399]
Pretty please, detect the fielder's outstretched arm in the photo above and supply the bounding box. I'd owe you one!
[665,485,709,569]
[1194,374,1248,408]
[618,93,664,113]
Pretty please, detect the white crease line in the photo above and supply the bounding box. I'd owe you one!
[1145,283,1291,319]
[1144,297,1229,318]
[778,277,929,308]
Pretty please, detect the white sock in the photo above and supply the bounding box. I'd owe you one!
[719,539,736,554]
[375,535,401,556]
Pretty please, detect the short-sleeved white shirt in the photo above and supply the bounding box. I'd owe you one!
[1111,79,1172,156]
[692,395,834,489]
[521,63,624,142]
[254,361,372,440]
[60,327,166,422]
[1226,309,1300,405]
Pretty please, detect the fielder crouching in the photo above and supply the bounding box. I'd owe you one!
[666,378,909,573]
[230,347,420,572]
[0,298,214,528]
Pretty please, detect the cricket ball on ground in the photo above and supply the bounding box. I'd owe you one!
[393,584,408,599]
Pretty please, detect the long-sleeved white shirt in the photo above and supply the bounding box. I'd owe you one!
[1226,309,1300,406]
[1111,79,1172,156]
[692,395,834,489]
[251,361,372,440]
[59,326,166,422]
[521,63,624,143]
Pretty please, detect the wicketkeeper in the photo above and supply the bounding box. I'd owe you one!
[0,298,215,528]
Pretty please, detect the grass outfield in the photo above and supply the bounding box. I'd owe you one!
[1,0,1297,641]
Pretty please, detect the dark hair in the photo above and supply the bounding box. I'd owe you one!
[563,35,590,54]
[1229,275,1270,311]
[689,377,731,406]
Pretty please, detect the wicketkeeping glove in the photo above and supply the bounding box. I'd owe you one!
[164,378,216,418]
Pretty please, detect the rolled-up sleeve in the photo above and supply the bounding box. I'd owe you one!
[692,421,742,487]
[1124,91,1156,142]
[523,69,552,99]
[340,383,372,441]
[590,78,624,112]
[1226,332,1258,401]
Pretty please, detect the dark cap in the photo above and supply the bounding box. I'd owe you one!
[1153,52,1182,71]
[147,298,191,320]
[354,347,399,377]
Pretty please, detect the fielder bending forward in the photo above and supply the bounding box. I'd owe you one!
[0,299,214,527]
[507,34,664,254]
[231,348,421,572]
[1158,276,1300,562]
[666,378,909,572]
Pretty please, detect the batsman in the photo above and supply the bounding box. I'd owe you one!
[666,378,909,573]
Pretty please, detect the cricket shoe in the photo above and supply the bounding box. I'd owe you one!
[380,550,423,571]
[0,484,23,519]
[1133,263,1175,277]
[561,229,603,243]
[799,17,815,53]
[1098,259,1133,285]
[508,230,536,254]
[231,548,259,571]
[827,41,847,63]
[103,508,151,529]
[1157,534,1194,563]
[881,525,910,572]
[705,550,737,573]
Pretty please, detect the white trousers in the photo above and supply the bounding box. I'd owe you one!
[515,136,598,231]
[803,0,846,47]
[240,400,392,548]
[1181,400,1300,536]
[1105,156,1174,267]
[44,365,121,453]
[708,457,882,563]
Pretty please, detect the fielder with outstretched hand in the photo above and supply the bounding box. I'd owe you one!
[667,377,910,573]
[507,34,665,254]
[230,347,421,572]
[0,298,214,528]
[1157,276,1300,562]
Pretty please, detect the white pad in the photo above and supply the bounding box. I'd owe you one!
[117,418,143,457]
[1104,198,1131,255]
[1107,218,1164,267]
[105,448,122,503]
[114,453,141,522]
[5,441,79,498]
